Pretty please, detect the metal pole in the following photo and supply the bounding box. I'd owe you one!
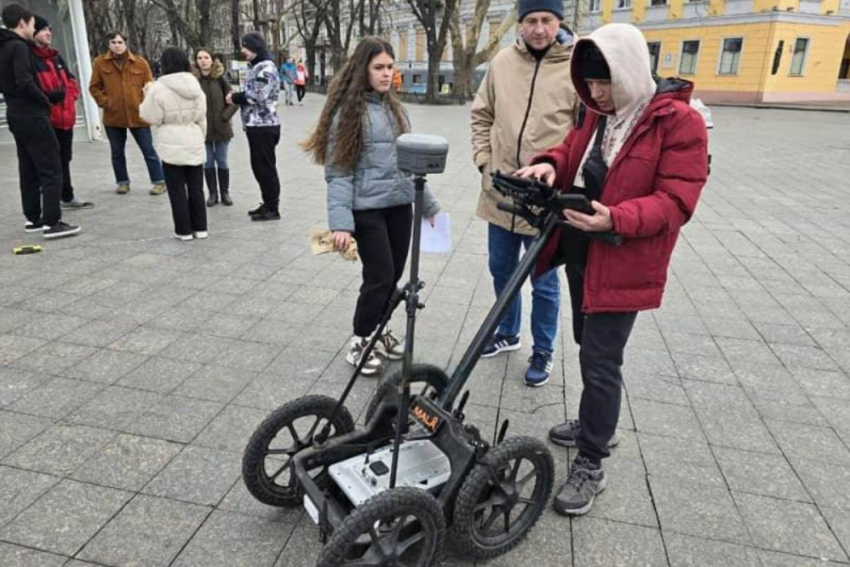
[389,174,426,488]
[440,214,559,408]
[68,0,102,141]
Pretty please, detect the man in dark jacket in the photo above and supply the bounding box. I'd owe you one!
[225,32,281,221]
[0,4,80,239]
[519,23,708,517]
[31,15,94,210]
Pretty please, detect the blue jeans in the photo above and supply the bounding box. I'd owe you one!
[488,223,560,355]
[204,140,230,169]
[105,126,164,186]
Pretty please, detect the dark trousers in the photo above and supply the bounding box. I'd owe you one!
[162,163,206,235]
[54,127,75,202]
[104,126,165,186]
[246,126,281,212]
[352,204,413,337]
[566,265,637,465]
[8,114,62,226]
[296,85,306,102]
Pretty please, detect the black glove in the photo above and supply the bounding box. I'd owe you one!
[46,89,66,104]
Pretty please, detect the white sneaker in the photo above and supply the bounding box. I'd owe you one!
[194,231,209,239]
[374,329,404,360]
[174,233,192,241]
[345,336,384,376]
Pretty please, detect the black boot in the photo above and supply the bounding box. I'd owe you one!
[204,168,219,207]
[218,168,232,206]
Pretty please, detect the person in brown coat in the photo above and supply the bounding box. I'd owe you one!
[469,0,578,387]
[89,32,165,195]
[194,48,238,206]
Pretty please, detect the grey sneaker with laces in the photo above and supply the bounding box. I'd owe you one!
[345,336,384,377]
[554,456,607,516]
[549,419,620,449]
[374,329,404,360]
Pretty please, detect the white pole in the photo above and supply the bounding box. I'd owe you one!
[68,0,102,141]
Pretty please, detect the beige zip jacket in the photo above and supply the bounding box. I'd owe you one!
[471,32,578,235]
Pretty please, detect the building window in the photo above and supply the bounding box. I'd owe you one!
[679,40,699,75]
[647,42,661,74]
[650,0,666,6]
[617,0,632,8]
[771,40,784,75]
[589,0,602,12]
[789,38,810,76]
[718,37,743,75]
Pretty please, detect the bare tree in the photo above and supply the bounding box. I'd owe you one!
[231,0,241,56]
[358,0,384,36]
[449,1,516,99]
[83,0,117,57]
[405,0,459,101]
[294,0,329,81]
[197,0,213,46]
[324,0,365,72]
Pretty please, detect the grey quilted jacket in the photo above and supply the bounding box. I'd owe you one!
[326,93,440,232]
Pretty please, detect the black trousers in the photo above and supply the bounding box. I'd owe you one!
[54,127,75,202]
[566,265,638,465]
[8,114,62,226]
[352,204,413,337]
[162,163,207,235]
[246,126,281,212]
[296,85,306,102]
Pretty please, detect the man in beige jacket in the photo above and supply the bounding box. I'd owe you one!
[470,0,577,387]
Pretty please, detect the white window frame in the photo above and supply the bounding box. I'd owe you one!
[789,36,811,77]
[717,36,744,76]
[617,0,633,8]
[589,0,603,13]
[679,39,700,75]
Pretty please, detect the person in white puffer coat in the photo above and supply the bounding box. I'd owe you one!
[140,47,208,240]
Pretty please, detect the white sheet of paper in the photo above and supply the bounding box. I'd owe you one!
[420,212,452,253]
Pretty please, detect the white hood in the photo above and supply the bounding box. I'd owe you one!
[157,72,204,101]
[571,23,656,119]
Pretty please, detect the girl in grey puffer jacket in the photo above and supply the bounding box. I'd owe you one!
[304,37,440,377]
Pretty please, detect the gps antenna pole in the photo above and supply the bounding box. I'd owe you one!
[390,173,426,488]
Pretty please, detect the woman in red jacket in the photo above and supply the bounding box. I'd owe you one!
[518,23,708,517]
[31,15,93,209]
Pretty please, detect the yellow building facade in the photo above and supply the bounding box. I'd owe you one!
[582,0,850,103]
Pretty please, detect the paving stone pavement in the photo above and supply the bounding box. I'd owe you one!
[1,98,849,567]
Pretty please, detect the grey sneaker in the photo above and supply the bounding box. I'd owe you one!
[554,456,607,516]
[549,419,620,449]
[374,329,404,360]
[61,198,94,210]
[345,336,384,377]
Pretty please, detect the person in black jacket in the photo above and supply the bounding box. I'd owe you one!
[0,4,80,239]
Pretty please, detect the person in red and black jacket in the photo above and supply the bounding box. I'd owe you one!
[0,4,79,239]
[31,15,93,210]
[517,23,708,517]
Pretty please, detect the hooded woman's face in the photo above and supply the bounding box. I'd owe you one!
[586,79,614,113]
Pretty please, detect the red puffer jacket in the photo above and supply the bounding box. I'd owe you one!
[532,79,708,314]
[32,46,79,130]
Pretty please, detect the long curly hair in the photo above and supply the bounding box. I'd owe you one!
[302,37,408,173]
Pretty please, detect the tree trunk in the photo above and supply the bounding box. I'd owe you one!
[449,0,515,99]
[252,0,261,29]
[406,0,458,102]
[197,0,212,47]
[231,0,241,57]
